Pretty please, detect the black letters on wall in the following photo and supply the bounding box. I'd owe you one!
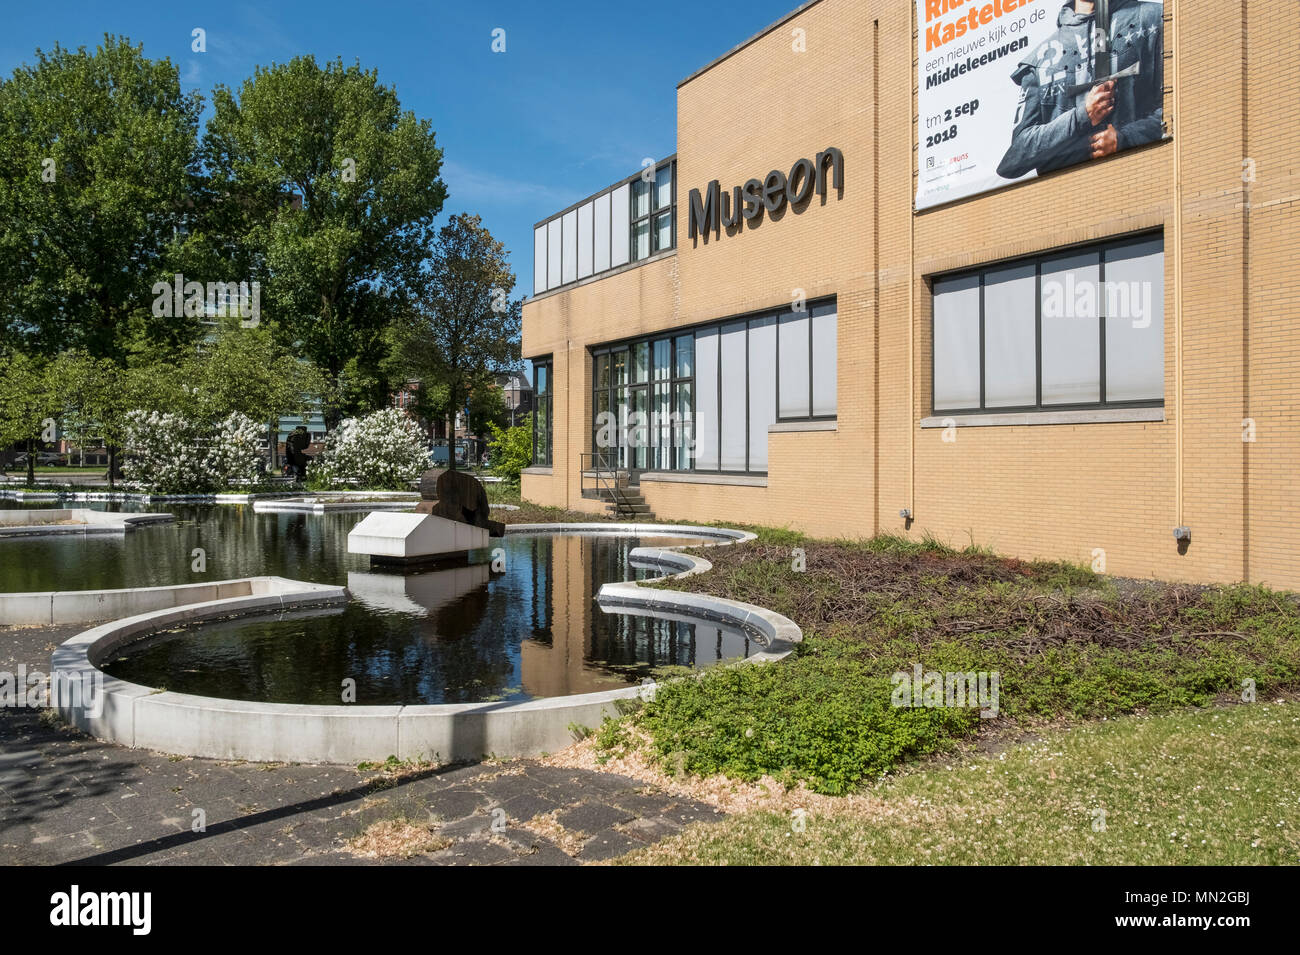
[687,147,843,241]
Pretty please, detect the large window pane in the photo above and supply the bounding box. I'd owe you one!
[720,321,747,471]
[654,211,672,253]
[593,389,611,460]
[748,315,776,471]
[632,178,650,218]
[533,226,547,294]
[546,219,562,289]
[594,353,609,391]
[778,312,810,418]
[610,184,630,267]
[1041,252,1101,405]
[612,349,627,388]
[983,263,1037,407]
[694,328,718,470]
[653,339,671,380]
[933,274,981,411]
[654,383,671,469]
[630,387,648,469]
[593,192,611,273]
[811,304,837,416]
[1104,239,1164,402]
[655,164,672,210]
[675,335,693,378]
[577,201,593,279]
[633,220,650,261]
[631,342,649,383]
[561,210,578,285]
[674,382,693,470]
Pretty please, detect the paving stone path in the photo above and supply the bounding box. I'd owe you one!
[0,626,723,865]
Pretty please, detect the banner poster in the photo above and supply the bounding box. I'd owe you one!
[916,0,1165,210]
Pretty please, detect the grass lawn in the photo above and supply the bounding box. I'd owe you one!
[615,702,1300,865]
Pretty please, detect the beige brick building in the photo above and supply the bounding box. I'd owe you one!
[521,0,1300,588]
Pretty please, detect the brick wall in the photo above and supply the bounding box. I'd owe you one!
[522,0,1300,587]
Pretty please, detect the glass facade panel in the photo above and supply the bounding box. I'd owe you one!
[632,179,650,218]
[655,211,672,253]
[593,192,611,273]
[587,297,833,476]
[675,335,693,378]
[982,264,1037,408]
[778,312,810,419]
[577,201,594,279]
[748,315,777,471]
[811,304,837,417]
[610,183,631,267]
[655,165,672,209]
[931,234,1163,414]
[631,342,649,383]
[674,382,693,470]
[653,339,671,380]
[1041,252,1101,405]
[633,220,650,261]
[694,328,719,470]
[532,360,552,467]
[1104,239,1165,402]
[720,321,747,471]
[933,274,982,411]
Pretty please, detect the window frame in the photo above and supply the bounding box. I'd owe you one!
[531,357,553,467]
[532,158,677,295]
[589,296,837,477]
[630,162,676,263]
[929,231,1165,416]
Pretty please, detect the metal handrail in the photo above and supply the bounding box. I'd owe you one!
[579,452,636,517]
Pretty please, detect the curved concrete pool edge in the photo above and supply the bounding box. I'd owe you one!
[0,509,173,542]
[49,523,801,765]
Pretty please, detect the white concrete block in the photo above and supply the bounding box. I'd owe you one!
[347,512,488,561]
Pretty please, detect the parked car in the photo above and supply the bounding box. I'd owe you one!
[13,451,65,467]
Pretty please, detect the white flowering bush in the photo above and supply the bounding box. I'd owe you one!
[309,407,428,490]
[122,410,265,493]
[206,413,265,485]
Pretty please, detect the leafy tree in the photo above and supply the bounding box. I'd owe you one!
[178,319,328,462]
[52,351,173,487]
[0,36,203,361]
[200,55,448,422]
[0,353,60,484]
[486,415,533,485]
[390,214,521,470]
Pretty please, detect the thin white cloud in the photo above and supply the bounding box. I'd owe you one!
[440,160,573,207]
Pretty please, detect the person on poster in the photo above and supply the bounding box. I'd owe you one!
[996,0,1163,180]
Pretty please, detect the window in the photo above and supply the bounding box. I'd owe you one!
[533,161,675,295]
[931,233,1164,414]
[590,297,836,475]
[532,359,552,466]
[631,162,675,262]
[777,302,838,421]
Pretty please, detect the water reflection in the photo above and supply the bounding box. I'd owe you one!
[81,523,760,705]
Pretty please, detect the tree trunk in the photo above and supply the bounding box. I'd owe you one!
[446,385,458,473]
[26,438,35,485]
[107,446,116,490]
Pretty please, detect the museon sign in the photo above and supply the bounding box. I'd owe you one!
[687,147,843,240]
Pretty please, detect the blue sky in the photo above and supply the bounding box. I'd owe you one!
[1,0,798,301]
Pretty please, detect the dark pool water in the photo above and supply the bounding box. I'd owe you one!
[1,501,761,704]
